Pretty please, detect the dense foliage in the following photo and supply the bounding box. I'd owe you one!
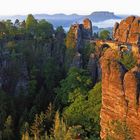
[65,27,76,48]
[99,30,110,40]
[106,120,133,140]
[119,52,137,70]
[0,14,103,140]
[63,82,102,139]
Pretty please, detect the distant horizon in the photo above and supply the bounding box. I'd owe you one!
[0,11,136,17]
[0,0,140,16]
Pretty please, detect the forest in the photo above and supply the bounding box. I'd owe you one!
[0,14,102,140]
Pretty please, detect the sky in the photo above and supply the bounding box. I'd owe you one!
[0,0,140,15]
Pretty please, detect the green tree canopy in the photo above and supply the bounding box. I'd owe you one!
[66,27,76,48]
[3,115,14,140]
[55,67,92,106]
[99,30,110,40]
[119,52,136,70]
[36,19,54,39]
[25,14,37,33]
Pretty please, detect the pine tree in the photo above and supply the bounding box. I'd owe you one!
[53,111,61,140]
[21,122,30,140]
[25,14,37,35]
[30,113,46,140]
[52,111,73,140]
[22,131,30,140]
[44,103,55,132]
[3,115,14,140]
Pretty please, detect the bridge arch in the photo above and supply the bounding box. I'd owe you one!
[119,45,130,52]
[101,43,110,51]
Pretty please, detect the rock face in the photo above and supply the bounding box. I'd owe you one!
[112,22,119,39]
[100,52,140,139]
[15,60,29,95]
[71,52,82,68]
[0,51,29,95]
[87,53,98,85]
[66,18,92,51]
[82,18,93,39]
[113,16,140,44]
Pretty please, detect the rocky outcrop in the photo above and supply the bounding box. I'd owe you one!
[113,16,140,44]
[82,18,93,39]
[112,22,119,39]
[100,52,140,139]
[123,67,140,139]
[71,52,82,68]
[66,18,92,51]
[87,53,98,84]
[15,60,29,95]
[0,51,29,95]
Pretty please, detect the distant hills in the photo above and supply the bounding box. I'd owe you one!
[0,11,129,30]
[86,11,121,22]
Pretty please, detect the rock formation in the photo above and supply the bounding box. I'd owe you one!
[113,16,140,44]
[112,22,119,39]
[89,11,119,22]
[0,51,29,95]
[66,18,92,51]
[100,50,140,140]
[71,52,82,68]
[82,18,93,39]
[87,53,98,84]
[15,60,29,95]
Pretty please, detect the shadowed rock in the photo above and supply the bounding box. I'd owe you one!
[66,18,92,51]
[87,53,98,85]
[71,52,82,68]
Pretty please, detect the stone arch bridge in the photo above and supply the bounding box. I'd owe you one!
[90,39,139,55]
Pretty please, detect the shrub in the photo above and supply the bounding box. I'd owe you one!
[106,120,133,140]
[119,52,136,70]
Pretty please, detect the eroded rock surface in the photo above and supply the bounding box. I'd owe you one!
[71,52,82,68]
[0,52,29,95]
[113,16,140,44]
[66,18,92,51]
[100,51,140,140]
[82,18,93,39]
[87,53,98,85]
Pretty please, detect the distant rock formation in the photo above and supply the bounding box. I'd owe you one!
[100,50,140,140]
[113,16,140,44]
[89,11,120,22]
[66,18,92,51]
[71,52,82,68]
[82,18,93,39]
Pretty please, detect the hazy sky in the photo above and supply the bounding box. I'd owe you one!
[0,0,140,15]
